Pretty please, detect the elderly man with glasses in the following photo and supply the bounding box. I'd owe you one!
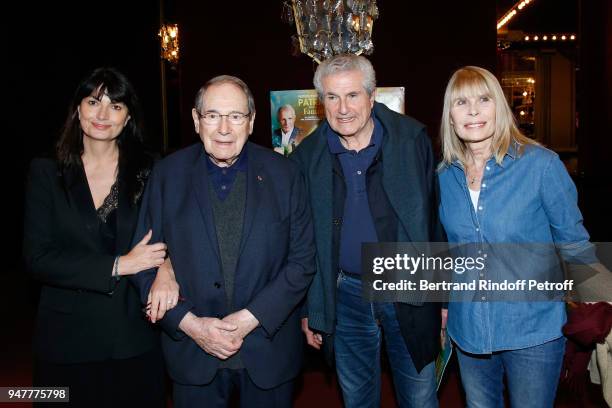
[131,75,315,408]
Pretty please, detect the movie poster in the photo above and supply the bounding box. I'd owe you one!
[270,87,405,156]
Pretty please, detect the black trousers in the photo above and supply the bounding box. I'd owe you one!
[173,369,294,408]
[33,348,166,408]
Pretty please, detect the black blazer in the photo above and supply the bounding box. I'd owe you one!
[23,158,158,364]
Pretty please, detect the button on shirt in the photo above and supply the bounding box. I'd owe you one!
[438,143,595,354]
[206,149,248,200]
[327,116,383,275]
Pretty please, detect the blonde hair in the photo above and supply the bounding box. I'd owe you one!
[439,66,536,165]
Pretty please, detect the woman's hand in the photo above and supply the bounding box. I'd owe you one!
[146,258,179,323]
[118,230,166,276]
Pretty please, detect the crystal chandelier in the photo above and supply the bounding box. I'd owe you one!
[283,0,379,63]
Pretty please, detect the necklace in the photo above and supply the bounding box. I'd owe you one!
[466,166,484,186]
[466,153,490,186]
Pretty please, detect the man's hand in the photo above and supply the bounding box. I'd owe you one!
[222,309,259,341]
[179,312,241,359]
[301,318,323,350]
[146,258,179,323]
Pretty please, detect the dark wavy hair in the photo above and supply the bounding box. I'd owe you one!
[56,67,152,203]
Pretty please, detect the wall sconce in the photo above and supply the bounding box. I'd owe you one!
[159,24,179,64]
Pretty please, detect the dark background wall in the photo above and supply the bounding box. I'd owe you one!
[6,0,498,370]
[3,0,611,397]
[5,0,165,364]
[6,0,610,372]
[576,0,612,241]
[11,0,498,272]
[15,1,163,160]
[175,0,497,148]
[9,0,611,288]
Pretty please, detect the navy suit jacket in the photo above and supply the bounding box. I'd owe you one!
[131,142,315,388]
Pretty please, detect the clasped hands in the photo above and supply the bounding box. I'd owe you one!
[179,309,259,360]
[146,259,259,359]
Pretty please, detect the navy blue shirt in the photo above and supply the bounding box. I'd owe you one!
[327,116,383,274]
[206,148,248,201]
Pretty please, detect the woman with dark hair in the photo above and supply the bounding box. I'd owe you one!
[24,67,171,407]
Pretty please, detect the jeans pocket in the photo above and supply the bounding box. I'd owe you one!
[336,271,344,288]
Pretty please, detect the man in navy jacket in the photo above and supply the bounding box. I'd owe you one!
[131,75,315,408]
[292,54,443,408]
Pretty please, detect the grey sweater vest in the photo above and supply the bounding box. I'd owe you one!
[209,172,246,369]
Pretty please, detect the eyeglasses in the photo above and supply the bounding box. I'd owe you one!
[195,110,251,125]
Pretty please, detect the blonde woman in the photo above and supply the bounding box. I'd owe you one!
[438,66,593,407]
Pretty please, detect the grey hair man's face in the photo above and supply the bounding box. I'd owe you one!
[278,108,296,134]
[321,70,374,140]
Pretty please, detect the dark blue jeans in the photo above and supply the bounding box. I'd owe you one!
[334,272,438,408]
[456,337,565,408]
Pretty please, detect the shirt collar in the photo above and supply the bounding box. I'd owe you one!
[451,140,522,169]
[205,144,248,174]
[326,114,382,154]
[505,141,519,160]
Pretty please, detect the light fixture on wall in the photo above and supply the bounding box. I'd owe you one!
[523,33,576,42]
[158,22,179,154]
[283,0,378,63]
[159,24,179,64]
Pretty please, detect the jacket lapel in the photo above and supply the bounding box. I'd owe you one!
[376,104,420,242]
[115,175,137,255]
[308,125,333,265]
[289,127,298,145]
[237,143,262,257]
[382,137,417,242]
[192,149,221,260]
[62,165,106,249]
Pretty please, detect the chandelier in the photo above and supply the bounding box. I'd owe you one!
[283,0,378,63]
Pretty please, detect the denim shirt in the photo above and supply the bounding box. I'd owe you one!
[438,143,593,354]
